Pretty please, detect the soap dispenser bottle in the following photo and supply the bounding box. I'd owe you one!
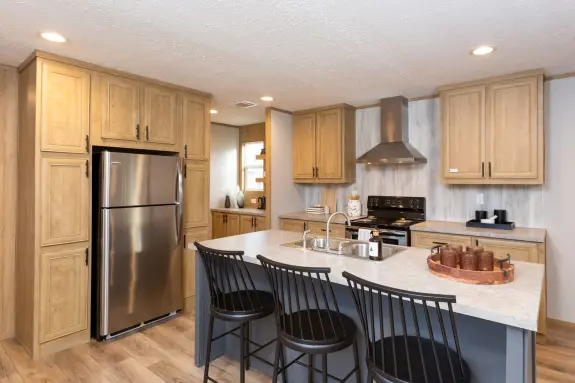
[369,231,383,261]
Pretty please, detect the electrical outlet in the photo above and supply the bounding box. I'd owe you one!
[476,193,484,206]
[251,199,257,204]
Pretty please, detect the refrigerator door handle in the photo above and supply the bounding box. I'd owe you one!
[100,209,110,337]
[175,159,184,244]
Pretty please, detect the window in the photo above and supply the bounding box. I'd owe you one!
[242,141,264,191]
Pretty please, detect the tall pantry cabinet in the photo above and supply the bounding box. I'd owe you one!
[16,52,211,359]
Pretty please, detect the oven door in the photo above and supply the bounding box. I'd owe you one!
[346,227,407,246]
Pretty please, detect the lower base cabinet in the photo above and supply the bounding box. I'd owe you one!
[211,211,267,239]
[183,227,208,312]
[280,218,346,238]
[411,231,547,334]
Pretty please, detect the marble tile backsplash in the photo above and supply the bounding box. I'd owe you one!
[303,99,543,227]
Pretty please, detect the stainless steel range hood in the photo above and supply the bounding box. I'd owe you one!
[356,96,427,164]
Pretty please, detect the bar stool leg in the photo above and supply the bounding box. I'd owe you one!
[272,340,281,383]
[245,323,251,370]
[239,323,246,383]
[353,340,362,383]
[203,314,215,383]
[280,345,287,383]
[322,354,328,383]
[367,369,373,383]
[308,354,314,383]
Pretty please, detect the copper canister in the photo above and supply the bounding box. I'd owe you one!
[478,251,495,271]
[461,251,479,271]
[466,246,484,255]
[449,245,464,266]
[440,249,458,268]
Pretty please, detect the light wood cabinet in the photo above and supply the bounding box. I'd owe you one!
[475,238,539,263]
[40,158,90,247]
[293,105,355,184]
[183,228,209,301]
[226,214,241,237]
[183,161,209,228]
[40,61,90,154]
[182,93,210,161]
[411,232,473,249]
[240,215,256,234]
[254,217,267,232]
[99,73,140,142]
[280,219,306,233]
[39,247,88,343]
[212,212,227,239]
[143,84,177,145]
[440,71,544,185]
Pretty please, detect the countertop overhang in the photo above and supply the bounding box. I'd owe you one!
[195,230,545,332]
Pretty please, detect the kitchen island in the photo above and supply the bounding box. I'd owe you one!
[192,230,544,382]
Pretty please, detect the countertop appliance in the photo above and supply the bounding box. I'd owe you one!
[346,196,426,246]
[96,151,183,340]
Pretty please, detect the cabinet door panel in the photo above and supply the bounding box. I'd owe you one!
[487,77,540,179]
[255,217,268,232]
[100,74,140,141]
[316,108,342,180]
[184,228,208,298]
[441,86,486,179]
[39,247,88,343]
[240,215,255,234]
[293,113,316,179]
[184,162,209,228]
[41,158,90,246]
[280,219,306,232]
[226,214,240,237]
[476,238,539,263]
[183,93,210,161]
[411,232,472,249]
[144,85,177,145]
[212,212,227,239]
[40,61,90,153]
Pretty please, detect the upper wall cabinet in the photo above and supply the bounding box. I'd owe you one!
[40,61,90,154]
[182,93,210,161]
[292,105,356,184]
[99,73,140,142]
[440,71,544,185]
[143,84,177,145]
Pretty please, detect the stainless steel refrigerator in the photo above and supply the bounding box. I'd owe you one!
[97,151,183,340]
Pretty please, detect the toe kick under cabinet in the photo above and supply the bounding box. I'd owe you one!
[411,231,547,334]
[16,51,211,359]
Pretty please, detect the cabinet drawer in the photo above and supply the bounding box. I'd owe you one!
[280,219,306,233]
[307,221,345,237]
[411,232,472,249]
[475,237,539,263]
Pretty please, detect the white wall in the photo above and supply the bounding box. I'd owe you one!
[210,123,239,208]
[270,110,305,229]
[543,77,575,322]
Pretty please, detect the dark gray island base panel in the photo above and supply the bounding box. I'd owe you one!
[195,260,535,383]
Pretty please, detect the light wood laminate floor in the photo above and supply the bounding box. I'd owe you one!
[0,312,574,382]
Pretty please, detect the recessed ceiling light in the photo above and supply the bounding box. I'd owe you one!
[210,109,218,114]
[260,96,274,102]
[40,32,66,43]
[471,45,496,56]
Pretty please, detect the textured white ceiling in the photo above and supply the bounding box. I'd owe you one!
[1,0,574,125]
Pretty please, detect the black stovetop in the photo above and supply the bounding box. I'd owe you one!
[350,196,426,231]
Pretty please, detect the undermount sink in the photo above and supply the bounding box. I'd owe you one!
[281,236,407,260]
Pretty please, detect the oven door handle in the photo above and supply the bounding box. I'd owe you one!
[347,226,406,236]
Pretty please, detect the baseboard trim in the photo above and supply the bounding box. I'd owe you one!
[547,318,575,329]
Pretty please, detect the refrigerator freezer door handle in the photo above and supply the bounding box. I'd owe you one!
[175,159,184,244]
[100,209,110,337]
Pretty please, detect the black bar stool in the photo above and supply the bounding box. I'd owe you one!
[342,271,471,383]
[195,243,286,383]
[257,255,362,383]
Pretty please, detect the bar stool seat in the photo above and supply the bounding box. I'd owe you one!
[212,290,275,322]
[280,309,357,353]
[369,337,471,383]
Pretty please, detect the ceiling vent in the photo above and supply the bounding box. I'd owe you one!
[235,101,258,108]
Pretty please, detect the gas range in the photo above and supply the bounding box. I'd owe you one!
[346,196,426,246]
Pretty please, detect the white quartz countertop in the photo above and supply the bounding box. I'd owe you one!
[278,211,364,224]
[195,230,544,331]
[211,207,265,216]
[411,220,546,243]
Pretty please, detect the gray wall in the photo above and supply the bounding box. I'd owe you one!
[210,123,239,208]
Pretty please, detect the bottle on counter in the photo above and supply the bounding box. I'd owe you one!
[369,231,383,261]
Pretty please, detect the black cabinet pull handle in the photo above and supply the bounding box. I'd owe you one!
[136,124,140,139]
[145,126,149,141]
[85,135,90,152]
[489,162,492,177]
[432,241,447,245]
[184,144,188,158]
[316,167,319,178]
[312,167,315,178]
[183,164,187,178]
[85,248,89,266]
[482,162,485,177]
[85,160,89,177]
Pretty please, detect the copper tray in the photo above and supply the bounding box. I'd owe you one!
[427,252,515,285]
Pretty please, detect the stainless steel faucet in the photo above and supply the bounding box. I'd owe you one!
[326,212,351,250]
[302,229,311,250]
